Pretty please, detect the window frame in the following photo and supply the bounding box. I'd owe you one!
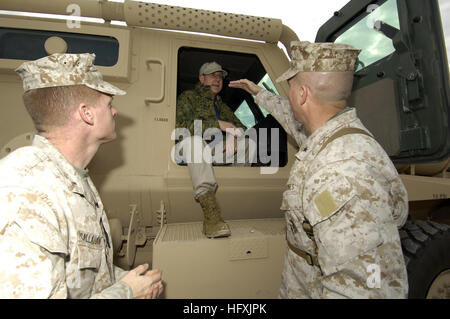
[175,46,288,168]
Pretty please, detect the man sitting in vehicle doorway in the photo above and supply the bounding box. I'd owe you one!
[175,61,257,239]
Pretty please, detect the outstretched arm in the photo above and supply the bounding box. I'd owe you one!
[229,79,306,146]
[228,79,263,96]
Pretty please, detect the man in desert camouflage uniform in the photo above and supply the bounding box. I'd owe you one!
[230,41,409,298]
[0,53,163,299]
[176,62,256,238]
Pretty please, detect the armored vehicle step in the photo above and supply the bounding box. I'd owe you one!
[153,218,286,299]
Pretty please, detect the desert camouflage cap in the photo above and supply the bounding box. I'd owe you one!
[15,53,126,96]
[199,61,228,78]
[276,41,361,83]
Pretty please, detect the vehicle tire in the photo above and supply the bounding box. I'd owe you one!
[400,220,450,298]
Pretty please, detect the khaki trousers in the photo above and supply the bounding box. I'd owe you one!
[175,135,257,199]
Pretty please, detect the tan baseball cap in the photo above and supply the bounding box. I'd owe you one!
[199,61,228,78]
[15,53,126,96]
[276,41,361,83]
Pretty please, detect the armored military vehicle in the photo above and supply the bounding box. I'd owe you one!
[0,0,449,298]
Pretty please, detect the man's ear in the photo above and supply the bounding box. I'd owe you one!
[299,85,308,106]
[78,103,94,126]
[199,75,205,85]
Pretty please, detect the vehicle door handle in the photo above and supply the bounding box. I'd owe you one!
[145,58,165,104]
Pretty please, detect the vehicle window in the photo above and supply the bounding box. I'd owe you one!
[176,47,287,168]
[439,0,450,68]
[334,0,400,72]
[0,27,119,66]
[234,74,276,129]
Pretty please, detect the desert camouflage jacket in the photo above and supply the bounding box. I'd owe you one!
[176,83,243,136]
[0,135,132,299]
[255,90,409,299]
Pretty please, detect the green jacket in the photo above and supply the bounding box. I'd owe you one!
[176,83,243,136]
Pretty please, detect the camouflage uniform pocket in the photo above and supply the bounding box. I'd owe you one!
[77,243,102,270]
[282,185,317,254]
[313,197,383,276]
[281,184,301,212]
[305,176,383,276]
[13,202,68,256]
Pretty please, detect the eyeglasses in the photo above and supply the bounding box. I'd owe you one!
[204,72,224,79]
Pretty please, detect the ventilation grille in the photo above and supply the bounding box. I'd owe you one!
[159,219,285,243]
[160,223,204,242]
[124,1,283,43]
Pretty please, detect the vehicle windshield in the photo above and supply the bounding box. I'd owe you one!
[334,0,400,72]
[439,0,450,68]
[234,74,277,129]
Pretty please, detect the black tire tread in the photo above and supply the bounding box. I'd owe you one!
[401,219,450,298]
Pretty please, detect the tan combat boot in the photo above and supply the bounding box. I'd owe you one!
[197,190,231,238]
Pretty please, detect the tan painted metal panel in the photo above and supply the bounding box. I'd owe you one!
[153,218,287,299]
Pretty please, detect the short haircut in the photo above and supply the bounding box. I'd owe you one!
[296,71,354,104]
[22,85,103,132]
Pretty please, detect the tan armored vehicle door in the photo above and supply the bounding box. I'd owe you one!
[154,36,293,299]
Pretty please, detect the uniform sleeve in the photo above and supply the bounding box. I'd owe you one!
[303,158,406,298]
[0,189,69,298]
[89,280,133,299]
[254,90,306,146]
[88,266,133,299]
[388,176,409,228]
[114,266,129,281]
[176,92,196,135]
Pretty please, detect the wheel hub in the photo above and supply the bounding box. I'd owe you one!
[426,269,450,299]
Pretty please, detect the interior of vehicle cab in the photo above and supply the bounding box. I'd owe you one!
[176,46,288,167]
